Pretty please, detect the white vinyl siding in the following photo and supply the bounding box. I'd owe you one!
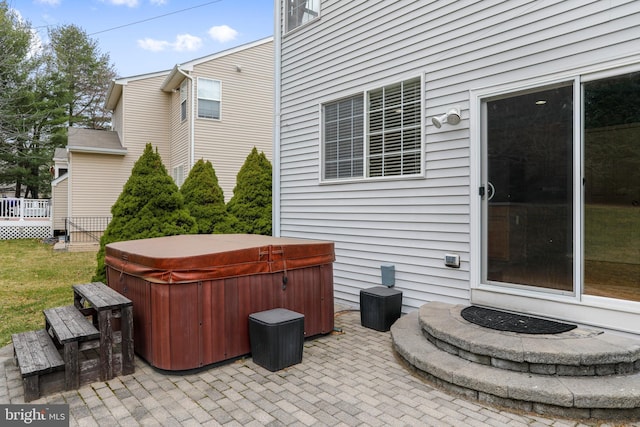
[278,0,640,313]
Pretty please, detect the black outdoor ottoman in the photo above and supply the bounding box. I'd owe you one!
[360,286,403,332]
[249,308,304,371]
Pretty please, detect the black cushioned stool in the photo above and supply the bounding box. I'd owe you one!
[360,286,403,331]
[249,308,304,371]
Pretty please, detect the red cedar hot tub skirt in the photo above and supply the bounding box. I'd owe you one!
[105,234,335,371]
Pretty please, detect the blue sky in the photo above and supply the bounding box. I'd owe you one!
[13,0,274,77]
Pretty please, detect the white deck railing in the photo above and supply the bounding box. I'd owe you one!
[1,197,51,220]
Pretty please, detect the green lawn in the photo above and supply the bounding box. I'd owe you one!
[0,239,96,346]
[585,204,640,264]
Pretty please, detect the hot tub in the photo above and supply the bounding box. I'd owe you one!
[104,234,334,371]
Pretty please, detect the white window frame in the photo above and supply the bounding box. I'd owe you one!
[284,0,320,33]
[469,63,640,334]
[180,80,188,122]
[172,164,185,187]
[321,94,364,181]
[320,76,424,183]
[197,78,221,120]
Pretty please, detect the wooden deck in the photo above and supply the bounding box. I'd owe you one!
[0,198,52,239]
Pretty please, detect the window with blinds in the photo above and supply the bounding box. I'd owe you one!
[197,78,221,120]
[323,96,364,180]
[368,77,421,177]
[321,77,422,181]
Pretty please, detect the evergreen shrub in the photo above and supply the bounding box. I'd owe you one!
[180,158,226,234]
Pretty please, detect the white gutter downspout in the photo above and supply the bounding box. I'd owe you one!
[273,0,282,237]
[177,67,195,170]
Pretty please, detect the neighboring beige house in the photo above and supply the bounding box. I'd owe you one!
[53,37,273,247]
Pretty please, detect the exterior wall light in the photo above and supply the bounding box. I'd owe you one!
[432,107,461,128]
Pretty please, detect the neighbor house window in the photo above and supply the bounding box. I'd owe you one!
[321,77,423,181]
[180,80,187,122]
[197,78,221,119]
[173,165,185,187]
[285,0,320,33]
[323,95,364,180]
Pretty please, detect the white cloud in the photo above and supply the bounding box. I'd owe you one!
[137,38,170,52]
[174,34,202,51]
[137,34,202,52]
[207,25,238,43]
[35,0,61,5]
[104,0,139,7]
[149,0,167,4]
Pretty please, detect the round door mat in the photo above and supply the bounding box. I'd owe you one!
[460,306,577,334]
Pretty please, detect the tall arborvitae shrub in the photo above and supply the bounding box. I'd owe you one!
[180,159,226,234]
[93,144,197,282]
[215,147,272,235]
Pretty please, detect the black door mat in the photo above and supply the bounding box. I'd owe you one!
[460,306,577,334]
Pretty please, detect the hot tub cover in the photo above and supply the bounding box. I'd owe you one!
[105,234,335,284]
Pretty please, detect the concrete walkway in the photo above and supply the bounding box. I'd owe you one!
[1,308,630,426]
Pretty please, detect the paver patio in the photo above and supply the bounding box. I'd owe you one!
[1,307,630,426]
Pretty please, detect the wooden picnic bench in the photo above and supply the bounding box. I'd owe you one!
[73,282,134,380]
[12,329,65,402]
[12,282,134,401]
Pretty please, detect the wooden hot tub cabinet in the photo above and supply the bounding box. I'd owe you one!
[105,234,335,371]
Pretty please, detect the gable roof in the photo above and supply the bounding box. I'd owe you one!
[67,127,127,155]
[160,37,274,92]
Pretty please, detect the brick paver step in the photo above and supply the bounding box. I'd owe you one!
[419,301,640,376]
[391,310,640,420]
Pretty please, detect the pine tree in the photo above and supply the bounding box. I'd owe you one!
[215,147,272,235]
[93,144,197,282]
[180,159,227,234]
[48,24,116,129]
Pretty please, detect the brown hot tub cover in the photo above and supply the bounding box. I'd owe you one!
[106,234,335,284]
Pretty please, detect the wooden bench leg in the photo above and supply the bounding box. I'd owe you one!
[121,306,134,375]
[64,342,79,390]
[98,310,113,381]
[23,375,40,402]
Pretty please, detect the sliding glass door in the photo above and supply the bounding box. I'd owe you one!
[484,85,574,293]
[482,71,639,302]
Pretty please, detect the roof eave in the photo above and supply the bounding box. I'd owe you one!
[160,64,193,92]
[67,146,128,156]
[104,81,124,111]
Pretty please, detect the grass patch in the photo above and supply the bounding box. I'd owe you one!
[0,239,96,347]
[585,204,640,264]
